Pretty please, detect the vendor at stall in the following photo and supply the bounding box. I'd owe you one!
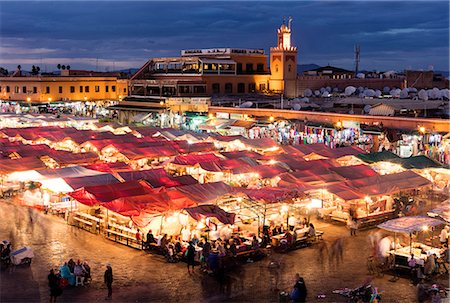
[440,226,449,247]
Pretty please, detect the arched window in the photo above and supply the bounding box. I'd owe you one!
[288,64,291,72]
[275,65,279,73]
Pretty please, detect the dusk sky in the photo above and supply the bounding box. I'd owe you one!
[0,1,448,73]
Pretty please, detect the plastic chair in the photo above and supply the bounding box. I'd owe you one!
[75,275,84,286]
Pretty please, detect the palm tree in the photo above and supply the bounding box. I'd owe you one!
[66,65,71,70]
[31,65,36,75]
[57,64,61,70]
[17,65,21,71]
[36,66,40,74]
[61,65,66,70]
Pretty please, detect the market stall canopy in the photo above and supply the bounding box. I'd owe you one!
[2,144,54,158]
[377,216,445,233]
[172,153,222,166]
[236,187,304,203]
[427,199,450,222]
[241,138,278,150]
[173,141,216,154]
[231,164,288,179]
[212,135,246,143]
[69,180,154,205]
[0,157,46,174]
[42,173,120,193]
[185,205,236,225]
[328,146,366,159]
[35,166,105,180]
[220,150,264,160]
[173,181,232,204]
[117,168,167,182]
[198,158,256,173]
[392,155,445,169]
[43,151,99,166]
[356,151,401,164]
[84,162,131,173]
[330,165,379,180]
[325,183,365,201]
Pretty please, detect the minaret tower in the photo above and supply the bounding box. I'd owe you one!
[269,17,298,98]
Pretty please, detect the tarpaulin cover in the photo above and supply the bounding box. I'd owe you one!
[232,164,288,178]
[324,183,365,201]
[0,157,46,174]
[174,141,216,154]
[356,151,401,164]
[236,187,303,203]
[427,200,450,222]
[213,135,246,142]
[2,144,53,158]
[377,216,444,233]
[173,182,232,204]
[241,138,278,149]
[289,169,344,184]
[286,159,335,172]
[328,146,366,158]
[199,159,254,172]
[84,162,131,173]
[118,168,167,182]
[146,174,198,188]
[185,204,236,224]
[172,153,221,166]
[46,151,99,165]
[392,155,444,169]
[69,180,154,205]
[63,173,119,192]
[330,165,379,180]
[220,150,264,160]
[36,166,105,179]
[348,171,431,196]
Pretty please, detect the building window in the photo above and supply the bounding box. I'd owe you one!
[6,86,10,93]
[237,83,245,93]
[22,86,26,93]
[105,85,109,92]
[257,64,264,72]
[0,87,2,93]
[236,63,242,74]
[259,83,266,91]
[70,86,75,93]
[33,87,37,94]
[112,85,116,92]
[246,63,253,73]
[288,64,291,72]
[224,83,232,94]
[193,86,206,94]
[95,86,100,92]
[45,86,50,94]
[212,83,220,94]
[123,88,126,93]
[59,86,63,94]
[85,86,89,92]
[248,83,256,93]
[275,65,279,73]
[80,86,83,93]
[14,86,19,93]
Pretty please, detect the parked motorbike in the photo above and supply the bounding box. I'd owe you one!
[333,283,379,303]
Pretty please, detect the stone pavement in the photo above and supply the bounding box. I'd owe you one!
[0,201,448,303]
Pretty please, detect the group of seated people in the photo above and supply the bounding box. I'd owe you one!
[264,220,317,248]
[144,229,261,266]
[58,258,91,286]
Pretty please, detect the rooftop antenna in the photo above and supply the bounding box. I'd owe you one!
[288,16,292,30]
[354,44,360,76]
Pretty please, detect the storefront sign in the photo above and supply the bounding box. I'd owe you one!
[215,112,230,119]
[230,113,244,120]
[343,120,360,129]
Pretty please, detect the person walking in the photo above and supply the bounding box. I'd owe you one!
[186,241,196,274]
[104,263,113,300]
[48,269,62,303]
[290,273,307,303]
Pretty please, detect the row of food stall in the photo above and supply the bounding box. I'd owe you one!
[0,118,448,257]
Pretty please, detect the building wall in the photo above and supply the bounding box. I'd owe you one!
[203,74,271,94]
[296,76,406,95]
[209,106,450,132]
[405,70,449,89]
[0,77,129,102]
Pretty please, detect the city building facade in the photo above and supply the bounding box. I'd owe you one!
[0,69,129,103]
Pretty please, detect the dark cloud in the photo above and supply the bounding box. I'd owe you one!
[0,1,448,71]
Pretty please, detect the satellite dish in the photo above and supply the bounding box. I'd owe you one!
[239,101,253,108]
[292,104,302,111]
[364,105,371,113]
